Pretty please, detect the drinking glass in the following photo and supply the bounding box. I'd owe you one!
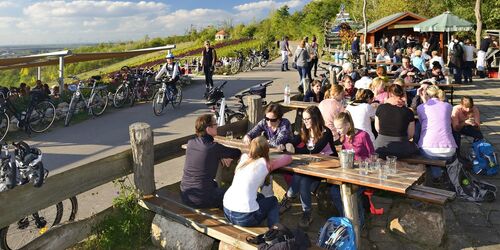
[309,97,315,103]
[379,163,389,179]
[386,155,397,174]
[359,159,369,175]
[226,131,233,140]
[307,141,314,162]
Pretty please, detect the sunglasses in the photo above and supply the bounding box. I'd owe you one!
[265,117,279,122]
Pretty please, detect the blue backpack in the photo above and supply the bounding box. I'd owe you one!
[470,139,498,176]
[317,217,356,250]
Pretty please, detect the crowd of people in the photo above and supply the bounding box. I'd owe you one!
[6,80,57,99]
[178,33,491,231]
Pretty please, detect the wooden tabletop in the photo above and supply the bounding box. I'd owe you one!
[212,137,425,194]
[279,100,318,109]
[282,156,425,194]
[405,83,462,88]
[367,62,402,66]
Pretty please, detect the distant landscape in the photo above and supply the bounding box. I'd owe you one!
[0,43,98,58]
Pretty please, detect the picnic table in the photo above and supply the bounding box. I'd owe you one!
[280,101,318,132]
[213,136,427,248]
[405,83,462,104]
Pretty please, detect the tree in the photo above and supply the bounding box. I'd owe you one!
[475,0,482,48]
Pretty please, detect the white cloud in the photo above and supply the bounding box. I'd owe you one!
[234,0,304,11]
[0,1,16,8]
[155,8,232,34]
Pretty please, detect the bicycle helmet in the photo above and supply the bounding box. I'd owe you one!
[165,52,175,59]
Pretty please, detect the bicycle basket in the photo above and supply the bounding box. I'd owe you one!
[248,85,267,98]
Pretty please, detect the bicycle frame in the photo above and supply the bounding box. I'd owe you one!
[1,95,35,132]
[70,80,99,114]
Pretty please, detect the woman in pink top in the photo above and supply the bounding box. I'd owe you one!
[319,84,345,139]
[452,96,483,153]
[369,77,388,104]
[334,112,375,160]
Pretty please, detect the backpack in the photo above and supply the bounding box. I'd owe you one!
[470,139,498,176]
[446,157,497,202]
[317,217,356,250]
[452,43,464,59]
[247,223,310,250]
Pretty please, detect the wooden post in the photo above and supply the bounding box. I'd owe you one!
[129,122,155,196]
[246,95,263,132]
[340,183,360,248]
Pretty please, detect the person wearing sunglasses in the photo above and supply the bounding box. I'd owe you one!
[243,104,293,149]
[181,114,242,209]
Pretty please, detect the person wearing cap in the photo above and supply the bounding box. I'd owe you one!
[155,52,181,95]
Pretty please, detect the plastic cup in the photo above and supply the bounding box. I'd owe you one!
[386,155,397,174]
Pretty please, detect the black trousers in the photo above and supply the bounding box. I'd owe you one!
[203,66,214,89]
[310,58,318,77]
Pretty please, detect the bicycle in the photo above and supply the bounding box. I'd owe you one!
[0,89,56,141]
[64,75,109,127]
[113,66,157,108]
[230,50,250,74]
[0,141,78,250]
[205,81,272,124]
[152,77,183,116]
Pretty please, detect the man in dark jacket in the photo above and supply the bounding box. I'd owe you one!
[180,114,241,208]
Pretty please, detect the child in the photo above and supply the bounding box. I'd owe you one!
[334,112,375,160]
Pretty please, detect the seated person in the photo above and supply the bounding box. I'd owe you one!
[376,48,392,69]
[394,56,419,83]
[346,89,376,143]
[337,62,360,83]
[223,136,292,228]
[369,77,388,104]
[319,84,345,137]
[303,79,324,103]
[342,75,357,101]
[354,69,372,90]
[331,112,374,218]
[374,85,418,158]
[425,63,445,83]
[181,114,242,208]
[411,50,427,73]
[376,66,388,81]
[429,50,445,69]
[244,104,293,148]
[281,106,337,227]
[417,85,457,180]
[452,96,483,154]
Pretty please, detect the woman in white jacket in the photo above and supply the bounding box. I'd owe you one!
[223,137,292,228]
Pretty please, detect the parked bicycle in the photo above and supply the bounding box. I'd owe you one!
[113,66,157,108]
[64,75,109,127]
[230,50,250,74]
[0,89,56,141]
[248,49,270,70]
[152,76,183,116]
[0,141,78,250]
[205,81,272,124]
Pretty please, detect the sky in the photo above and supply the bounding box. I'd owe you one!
[0,0,307,46]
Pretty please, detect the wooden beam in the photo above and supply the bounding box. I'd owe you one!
[130,123,155,196]
[340,183,360,248]
[246,95,263,132]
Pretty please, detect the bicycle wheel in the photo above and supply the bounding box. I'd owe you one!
[28,100,56,133]
[243,60,251,72]
[60,197,78,223]
[227,113,245,124]
[90,89,109,116]
[0,202,63,250]
[171,85,183,109]
[0,113,9,142]
[152,90,166,116]
[143,84,156,101]
[230,61,240,75]
[260,59,268,68]
[113,84,129,108]
[64,96,77,127]
[248,58,255,71]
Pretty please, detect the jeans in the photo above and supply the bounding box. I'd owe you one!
[451,66,463,84]
[281,51,289,71]
[329,185,365,226]
[203,66,213,89]
[297,65,308,82]
[453,125,483,154]
[287,174,320,212]
[419,149,455,179]
[310,58,318,76]
[463,61,474,81]
[224,193,279,228]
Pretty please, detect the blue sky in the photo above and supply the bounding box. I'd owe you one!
[0,0,307,45]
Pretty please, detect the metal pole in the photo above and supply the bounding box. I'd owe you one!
[37,67,41,80]
[58,56,64,94]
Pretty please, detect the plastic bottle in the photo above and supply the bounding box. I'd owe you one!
[284,84,290,104]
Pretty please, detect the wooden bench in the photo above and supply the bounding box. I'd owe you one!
[139,186,267,250]
[400,156,447,168]
[406,185,456,205]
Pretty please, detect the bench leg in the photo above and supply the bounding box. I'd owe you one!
[340,183,360,248]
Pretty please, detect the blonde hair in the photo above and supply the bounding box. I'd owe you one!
[324,84,344,99]
[393,78,405,87]
[414,50,422,57]
[431,50,438,56]
[426,85,445,101]
[236,136,270,171]
[369,77,387,93]
[335,112,356,142]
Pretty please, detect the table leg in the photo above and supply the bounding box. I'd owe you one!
[340,183,360,248]
[451,86,454,105]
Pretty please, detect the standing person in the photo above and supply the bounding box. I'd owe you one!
[451,96,483,154]
[281,106,337,227]
[294,40,310,88]
[223,137,292,228]
[477,34,491,78]
[303,36,313,81]
[181,114,242,208]
[351,36,360,60]
[201,40,217,96]
[463,39,476,83]
[387,36,400,58]
[448,36,464,84]
[280,36,292,71]
[374,84,418,158]
[243,104,293,148]
[310,36,319,77]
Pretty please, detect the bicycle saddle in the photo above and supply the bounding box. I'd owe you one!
[91,75,101,81]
